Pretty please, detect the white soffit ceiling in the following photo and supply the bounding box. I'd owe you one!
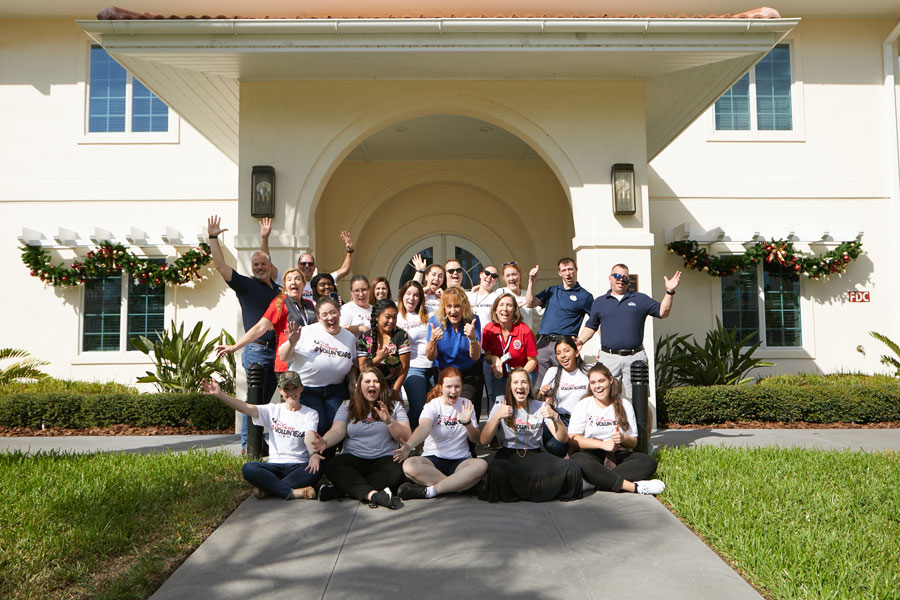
[78,17,798,163]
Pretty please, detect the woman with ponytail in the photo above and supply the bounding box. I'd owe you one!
[537,337,590,457]
[356,299,410,400]
[567,364,665,496]
[392,367,487,500]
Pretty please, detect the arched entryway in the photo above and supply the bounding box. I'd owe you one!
[390,234,494,291]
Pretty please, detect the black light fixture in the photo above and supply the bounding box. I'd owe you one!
[611,163,636,215]
[250,166,275,218]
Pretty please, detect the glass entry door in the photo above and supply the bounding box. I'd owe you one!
[391,234,493,291]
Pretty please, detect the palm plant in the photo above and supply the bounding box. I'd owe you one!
[669,318,773,386]
[131,321,235,393]
[0,348,49,384]
[869,331,900,377]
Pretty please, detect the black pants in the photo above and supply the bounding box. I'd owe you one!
[460,362,485,422]
[571,449,657,492]
[480,448,583,503]
[322,454,406,502]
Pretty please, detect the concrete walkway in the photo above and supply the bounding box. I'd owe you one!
[3,429,896,600]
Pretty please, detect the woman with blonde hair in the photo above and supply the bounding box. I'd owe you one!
[568,363,664,496]
[313,368,411,509]
[425,287,484,422]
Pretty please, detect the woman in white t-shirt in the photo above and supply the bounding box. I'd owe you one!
[279,297,357,444]
[313,368,412,509]
[568,364,665,496]
[340,274,373,336]
[478,368,583,502]
[396,280,434,430]
[537,337,590,457]
[200,372,322,500]
[392,367,488,500]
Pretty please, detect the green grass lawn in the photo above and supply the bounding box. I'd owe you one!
[656,446,900,600]
[0,449,248,600]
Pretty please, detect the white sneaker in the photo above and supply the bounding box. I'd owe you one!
[635,479,665,496]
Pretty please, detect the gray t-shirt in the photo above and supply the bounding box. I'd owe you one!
[488,399,550,450]
[334,400,409,459]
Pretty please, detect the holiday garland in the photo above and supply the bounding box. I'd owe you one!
[22,241,212,287]
[667,239,863,279]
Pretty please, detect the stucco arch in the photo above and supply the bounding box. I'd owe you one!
[291,91,582,248]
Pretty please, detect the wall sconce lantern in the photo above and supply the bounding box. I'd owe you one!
[251,165,275,218]
[611,163,636,215]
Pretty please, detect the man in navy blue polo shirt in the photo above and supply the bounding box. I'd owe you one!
[577,263,681,400]
[524,258,594,382]
[208,215,281,451]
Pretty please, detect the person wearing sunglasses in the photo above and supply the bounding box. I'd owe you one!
[276,230,355,303]
[575,264,681,401]
[444,259,466,289]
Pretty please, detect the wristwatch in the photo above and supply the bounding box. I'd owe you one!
[666,290,676,295]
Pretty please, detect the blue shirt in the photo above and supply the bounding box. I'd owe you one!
[585,290,661,350]
[226,271,281,344]
[427,315,482,371]
[535,283,593,336]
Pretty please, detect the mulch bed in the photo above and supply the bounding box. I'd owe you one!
[663,421,900,429]
[0,424,234,437]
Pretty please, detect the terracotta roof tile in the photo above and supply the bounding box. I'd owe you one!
[96,5,782,20]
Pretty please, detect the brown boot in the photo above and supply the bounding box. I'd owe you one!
[292,486,317,500]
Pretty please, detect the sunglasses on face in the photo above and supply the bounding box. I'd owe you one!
[298,261,315,267]
[483,271,499,280]
[446,268,463,275]
[611,273,630,282]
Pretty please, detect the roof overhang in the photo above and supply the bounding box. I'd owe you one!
[78,17,799,163]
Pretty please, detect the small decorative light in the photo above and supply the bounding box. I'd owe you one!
[251,166,275,218]
[611,163,636,215]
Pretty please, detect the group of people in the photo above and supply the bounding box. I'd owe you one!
[201,215,682,507]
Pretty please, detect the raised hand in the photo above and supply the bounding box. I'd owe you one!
[495,403,513,420]
[373,400,391,423]
[411,253,427,271]
[610,427,623,447]
[207,215,227,238]
[199,378,221,395]
[529,264,539,281]
[286,320,303,345]
[539,401,558,421]
[430,325,444,342]
[463,321,476,341]
[459,399,475,423]
[340,230,354,253]
[259,217,272,238]
[664,270,682,292]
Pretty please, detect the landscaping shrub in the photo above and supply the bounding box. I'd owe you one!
[0,377,137,395]
[665,381,900,424]
[0,392,232,429]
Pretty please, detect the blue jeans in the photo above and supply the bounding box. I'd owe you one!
[301,382,348,439]
[403,366,435,431]
[240,343,277,449]
[543,412,571,457]
[241,461,320,500]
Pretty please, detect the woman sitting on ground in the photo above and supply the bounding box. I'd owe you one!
[568,364,665,496]
[392,367,488,500]
[356,299,410,401]
[312,368,411,509]
[201,372,322,500]
[537,337,590,457]
[478,368,582,503]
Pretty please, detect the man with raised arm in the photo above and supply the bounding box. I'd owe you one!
[263,230,355,303]
[576,263,682,400]
[207,215,280,451]
[524,258,594,382]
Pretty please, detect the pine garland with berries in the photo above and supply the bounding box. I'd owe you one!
[667,239,863,279]
[22,242,212,287]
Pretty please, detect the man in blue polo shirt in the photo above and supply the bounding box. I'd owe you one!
[524,258,594,382]
[208,215,281,451]
[577,263,681,400]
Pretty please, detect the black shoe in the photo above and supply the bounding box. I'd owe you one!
[397,482,428,500]
[463,479,486,497]
[318,484,341,502]
[368,490,402,509]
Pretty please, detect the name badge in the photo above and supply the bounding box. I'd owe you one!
[570,294,578,301]
[499,352,511,364]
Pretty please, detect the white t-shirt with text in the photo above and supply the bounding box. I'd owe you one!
[252,403,318,464]
[540,367,590,416]
[419,397,479,460]
[289,323,357,387]
[340,301,372,330]
[567,397,637,441]
[488,398,549,450]
[397,311,432,369]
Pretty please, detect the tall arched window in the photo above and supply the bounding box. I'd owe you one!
[391,235,493,291]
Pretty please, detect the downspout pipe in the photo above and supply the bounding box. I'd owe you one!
[884,21,900,336]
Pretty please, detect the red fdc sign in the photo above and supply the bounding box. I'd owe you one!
[848,291,870,303]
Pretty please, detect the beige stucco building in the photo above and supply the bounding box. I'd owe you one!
[3,2,900,418]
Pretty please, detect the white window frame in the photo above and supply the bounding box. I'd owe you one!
[706,40,805,143]
[712,262,815,360]
[389,234,494,291]
[77,41,180,145]
[75,273,170,364]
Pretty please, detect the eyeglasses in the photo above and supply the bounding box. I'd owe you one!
[502,261,518,267]
[298,261,315,267]
[446,268,463,275]
[483,271,499,280]
[611,273,630,282]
